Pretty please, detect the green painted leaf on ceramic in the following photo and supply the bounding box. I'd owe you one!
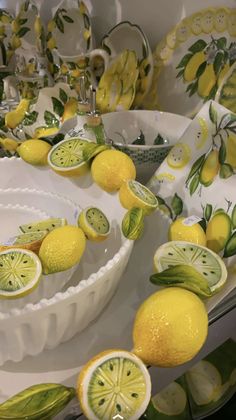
[22,111,38,126]
[132,130,145,145]
[83,14,90,30]
[231,205,236,229]
[0,383,76,419]
[209,102,218,124]
[219,163,234,179]
[171,193,183,216]
[122,207,145,240]
[176,68,184,79]
[153,133,165,145]
[216,37,227,50]
[186,154,205,184]
[219,138,226,164]
[189,172,200,195]
[196,61,207,78]
[46,48,53,62]
[44,110,60,127]
[52,97,64,117]
[18,18,28,25]
[17,27,30,38]
[59,88,68,104]
[213,51,225,76]
[204,204,213,222]
[55,14,64,33]
[176,53,193,69]
[224,231,236,257]
[188,39,207,54]
[189,80,198,97]
[62,15,74,23]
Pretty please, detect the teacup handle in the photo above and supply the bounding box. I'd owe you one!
[88,48,109,71]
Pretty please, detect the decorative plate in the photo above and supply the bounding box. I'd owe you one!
[144,7,236,117]
[148,100,236,310]
[46,0,92,77]
[0,9,14,68]
[102,21,153,108]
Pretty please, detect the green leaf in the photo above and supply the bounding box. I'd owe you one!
[209,101,218,124]
[59,88,68,104]
[189,80,198,97]
[176,68,184,79]
[44,111,60,127]
[219,163,234,179]
[186,82,194,93]
[213,51,224,76]
[55,15,64,33]
[171,193,183,216]
[83,143,110,160]
[0,383,75,419]
[199,217,207,232]
[189,172,200,195]
[46,48,53,62]
[231,204,236,229]
[52,97,64,117]
[122,207,145,240]
[18,18,28,25]
[24,0,30,12]
[22,111,38,126]
[153,133,165,145]
[222,112,236,127]
[188,39,207,54]
[62,15,74,23]
[83,13,90,30]
[224,231,236,257]
[204,84,218,102]
[219,138,226,164]
[67,61,77,70]
[86,36,91,51]
[176,53,193,69]
[196,61,206,78]
[132,130,145,145]
[186,154,205,184]
[216,37,227,50]
[204,204,213,222]
[17,27,30,38]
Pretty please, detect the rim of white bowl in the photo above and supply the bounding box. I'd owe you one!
[0,157,134,320]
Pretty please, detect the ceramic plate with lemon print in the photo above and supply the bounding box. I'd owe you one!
[148,99,236,311]
[144,7,236,117]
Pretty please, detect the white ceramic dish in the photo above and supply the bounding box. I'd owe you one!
[0,158,133,365]
[102,110,190,183]
[144,7,236,117]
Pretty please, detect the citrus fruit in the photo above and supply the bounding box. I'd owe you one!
[77,349,151,420]
[132,287,208,367]
[0,138,19,152]
[152,382,187,415]
[19,218,67,233]
[61,98,78,123]
[5,99,30,129]
[0,249,42,299]
[199,150,220,186]
[34,126,59,138]
[166,143,191,169]
[152,241,227,296]
[168,216,207,246]
[91,149,136,192]
[122,207,145,240]
[18,140,52,166]
[206,211,232,253]
[0,231,48,254]
[78,207,110,242]
[119,180,158,214]
[48,138,90,177]
[39,225,86,274]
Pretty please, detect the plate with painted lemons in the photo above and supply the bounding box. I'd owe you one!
[144,7,236,118]
[147,99,236,311]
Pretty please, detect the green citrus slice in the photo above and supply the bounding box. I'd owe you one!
[186,361,222,405]
[167,143,191,169]
[119,180,158,215]
[152,382,187,415]
[48,138,90,177]
[78,207,110,242]
[0,249,42,299]
[77,349,151,420]
[19,218,67,233]
[122,207,145,240]
[0,231,48,254]
[152,241,227,296]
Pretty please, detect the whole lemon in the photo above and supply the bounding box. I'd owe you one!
[18,139,52,166]
[39,225,86,274]
[133,287,208,367]
[91,149,136,192]
[168,217,207,246]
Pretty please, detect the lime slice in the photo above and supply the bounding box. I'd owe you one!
[78,207,110,242]
[48,138,90,177]
[167,143,191,169]
[0,249,42,299]
[77,349,151,420]
[19,218,67,233]
[186,361,222,405]
[152,382,187,415]
[152,241,227,295]
[119,180,158,215]
[122,207,145,240]
[0,231,48,254]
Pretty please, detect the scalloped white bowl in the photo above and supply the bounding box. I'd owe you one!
[0,158,133,365]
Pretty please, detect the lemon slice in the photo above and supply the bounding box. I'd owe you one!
[186,361,222,405]
[167,143,191,169]
[78,207,110,242]
[77,349,151,420]
[0,249,42,299]
[19,218,67,233]
[119,180,158,214]
[152,241,227,295]
[0,231,48,254]
[152,382,187,415]
[122,207,145,240]
[48,138,90,177]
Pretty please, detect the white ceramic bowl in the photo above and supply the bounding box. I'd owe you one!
[102,110,191,184]
[0,158,133,365]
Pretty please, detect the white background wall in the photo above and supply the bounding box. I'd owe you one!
[1,0,236,49]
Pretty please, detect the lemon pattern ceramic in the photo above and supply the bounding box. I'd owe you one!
[144,7,236,117]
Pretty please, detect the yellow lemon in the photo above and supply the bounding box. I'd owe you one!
[61,98,78,122]
[132,287,208,367]
[119,179,158,214]
[168,217,207,246]
[184,51,206,82]
[78,207,111,242]
[0,138,19,152]
[34,15,42,36]
[47,37,56,50]
[39,225,86,274]
[197,64,216,98]
[11,34,21,49]
[206,211,232,253]
[11,19,20,33]
[199,150,220,186]
[91,149,136,192]
[18,139,52,166]
[47,19,56,32]
[5,99,30,129]
[167,143,191,169]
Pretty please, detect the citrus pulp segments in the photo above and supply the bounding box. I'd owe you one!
[78,207,111,242]
[77,350,151,420]
[119,180,158,214]
[0,249,42,299]
[0,230,48,254]
[19,217,67,233]
[154,241,227,293]
[152,381,187,415]
[48,138,90,176]
[186,360,222,405]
